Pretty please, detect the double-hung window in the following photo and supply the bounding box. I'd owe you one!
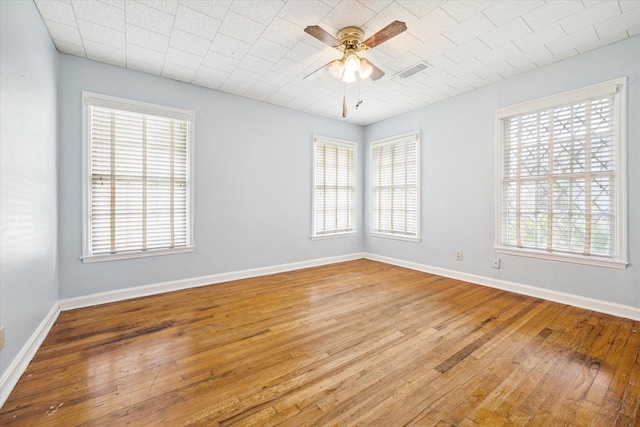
[370,131,420,241]
[496,78,627,268]
[312,136,357,238]
[82,92,194,262]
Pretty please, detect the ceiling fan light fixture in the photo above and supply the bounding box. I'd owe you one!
[328,59,344,79]
[343,52,361,73]
[358,58,373,79]
[342,68,357,83]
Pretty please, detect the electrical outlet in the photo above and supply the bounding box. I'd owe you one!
[455,250,462,261]
[492,258,501,269]
[0,326,5,351]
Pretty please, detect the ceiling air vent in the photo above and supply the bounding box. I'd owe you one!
[395,62,430,80]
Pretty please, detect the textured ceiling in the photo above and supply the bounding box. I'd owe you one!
[34,0,640,125]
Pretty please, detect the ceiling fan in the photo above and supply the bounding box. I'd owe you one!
[303,21,407,83]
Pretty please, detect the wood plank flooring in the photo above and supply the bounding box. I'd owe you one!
[1,259,639,426]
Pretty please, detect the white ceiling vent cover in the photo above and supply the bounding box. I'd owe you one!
[395,62,431,80]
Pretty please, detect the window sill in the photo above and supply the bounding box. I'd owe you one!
[370,232,421,243]
[494,246,628,270]
[311,232,357,240]
[82,246,195,263]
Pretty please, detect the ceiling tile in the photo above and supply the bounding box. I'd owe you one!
[179,0,232,20]
[512,23,565,52]
[125,0,173,36]
[444,39,491,64]
[440,0,496,23]
[127,58,163,74]
[480,18,531,49]
[201,51,239,72]
[161,61,197,82]
[77,19,125,49]
[230,0,285,25]
[558,1,621,35]
[545,26,599,56]
[442,13,496,46]
[168,28,211,56]
[237,54,275,75]
[126,24,170,53]
[481,0,544,27]
[34,0,637,126]
[411,34,457,60]
[43,19,83,45]
[173,4,222,40]
[321,0,377,29]
[277,0,332,26]
[577,30,629,54]
[126,43,165,66]
[84,39,126,66]
[248,38,289,63]
[262,17,306,49]
[209,33,251,59]
[218,11,266,44]
[34,0,77,26]
[594,7,640,39]
[364,1,418,33]
[71,0,124,31]
[476,42,522,66]
[396,0,444,19]
[521,1,585,31]
[408,7,458,43]
[165,47,203,69]
[52,39,86,57]
[135,0,179,15]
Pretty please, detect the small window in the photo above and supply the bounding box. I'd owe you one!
[82,92,194,262]
[496,78,627,268]
[312,136,357,238]
[370,131,420,241]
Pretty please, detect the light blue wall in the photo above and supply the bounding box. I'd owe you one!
[57,55,364,299]
[364,35,640,308]
[0,0,59,380]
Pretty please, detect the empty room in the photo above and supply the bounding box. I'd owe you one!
[1,0,639,425]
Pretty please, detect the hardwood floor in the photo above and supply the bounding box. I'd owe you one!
[1,259,639,426]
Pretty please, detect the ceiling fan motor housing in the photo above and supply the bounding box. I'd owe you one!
[337,26,368,51]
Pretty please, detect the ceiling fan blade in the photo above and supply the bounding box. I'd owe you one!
[304,26,341,48]
[362,21,407,49]
[367,60,385,81]
[303,61,332,80]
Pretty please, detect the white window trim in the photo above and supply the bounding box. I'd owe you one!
[311,135,357,240]
[494,78,627,269]
[370,131,421,242]
[81,92,195,263]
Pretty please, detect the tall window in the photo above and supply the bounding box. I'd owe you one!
[371,131,420,241]
[496,78,627,268]
[82,92,194,262]
[312,136,356,238]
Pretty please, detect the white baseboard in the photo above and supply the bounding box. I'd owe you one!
[59,253,366,311]
[364,253,640,321]
[0,303,60,408]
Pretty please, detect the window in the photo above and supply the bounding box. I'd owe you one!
[496,78,627,268]
[82,92,194,262]
[370,131,420,241]
[312,136,356,238]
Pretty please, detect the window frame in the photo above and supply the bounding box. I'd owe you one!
[81,92,195,263]
[495,78,627,269]
[370,130,421,242]
[311,135,357,239]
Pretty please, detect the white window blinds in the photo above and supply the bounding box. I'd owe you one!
[313,136,356,238]
[497,78,627,268]
[83,93,193,261]
[371,131,420,241]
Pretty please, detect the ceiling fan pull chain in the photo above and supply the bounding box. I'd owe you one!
[343,82,348,118]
